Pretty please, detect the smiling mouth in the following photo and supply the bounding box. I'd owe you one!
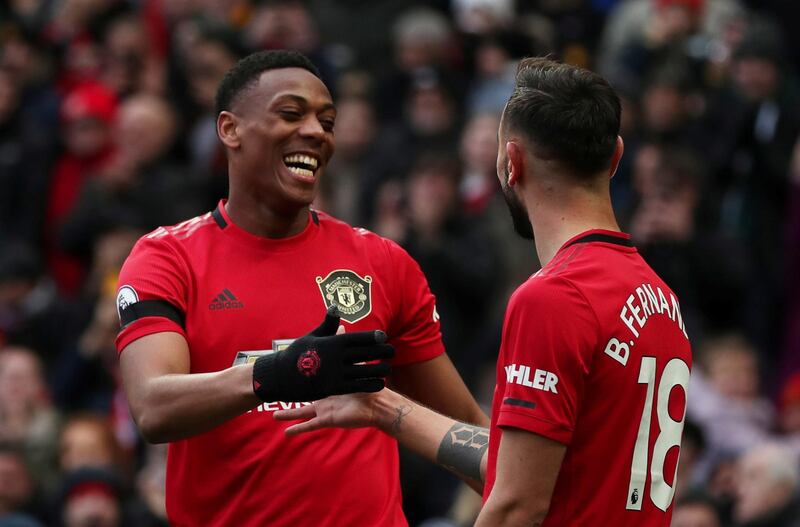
[283,154,320,179]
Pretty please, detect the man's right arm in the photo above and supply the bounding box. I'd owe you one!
[121,309,394,444]
[120,332,261,443]
[276,389,490,492]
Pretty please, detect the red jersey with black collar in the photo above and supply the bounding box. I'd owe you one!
[485,230,692,526]
[116,201,445,527]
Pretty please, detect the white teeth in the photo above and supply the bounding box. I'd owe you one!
[287,166,315,179]
[283,154,318,169]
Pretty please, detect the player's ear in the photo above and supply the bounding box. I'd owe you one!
[506,141,525,187]
[218,111,241,150]
[608,135,624,180]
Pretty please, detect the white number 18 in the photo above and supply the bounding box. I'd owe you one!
[626,356,690,512]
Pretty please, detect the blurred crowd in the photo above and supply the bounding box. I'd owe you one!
[0,0,799,526]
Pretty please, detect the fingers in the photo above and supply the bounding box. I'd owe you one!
[343,361,391,380]
[284,418,326,436]
[336,330,388,346]
[342,343,395,363]
[309,305,341,336]
[273,405,317,421]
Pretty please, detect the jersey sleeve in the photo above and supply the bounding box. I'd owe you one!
[496,277,599,445]
[383,240,445,366]
[115,231,190,353]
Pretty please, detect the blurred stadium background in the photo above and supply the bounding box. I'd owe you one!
[0,0,799,526]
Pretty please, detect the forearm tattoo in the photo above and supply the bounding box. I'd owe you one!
[391,404,412,434]
[436,422,490,483]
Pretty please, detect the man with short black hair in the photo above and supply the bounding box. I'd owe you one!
[277,57,693,526]
[116,50,486,526]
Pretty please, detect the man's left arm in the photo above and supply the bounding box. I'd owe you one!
[475,428,566,527]
[391,354,489,427]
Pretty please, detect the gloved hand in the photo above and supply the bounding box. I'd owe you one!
[253,306,394,402]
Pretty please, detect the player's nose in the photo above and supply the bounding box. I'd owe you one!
[297,116,326,142]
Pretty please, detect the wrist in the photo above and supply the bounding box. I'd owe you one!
[252,353,280,401]
[372,389,413,436]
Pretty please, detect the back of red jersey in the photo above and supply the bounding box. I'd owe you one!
[485,230,692,526]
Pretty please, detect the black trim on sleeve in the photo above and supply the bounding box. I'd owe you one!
[503,398,537,409]
[310,209,319,225]
[563,233,633,250]
[120,300,185,329]
[212,206,228,229]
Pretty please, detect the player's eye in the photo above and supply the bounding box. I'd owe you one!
[320,119,335,132]
[279,109,302,121]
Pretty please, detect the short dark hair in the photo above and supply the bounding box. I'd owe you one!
[503,57,621,175]
[215,50,321,115]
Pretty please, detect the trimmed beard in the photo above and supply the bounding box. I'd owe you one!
[500,173,534,240]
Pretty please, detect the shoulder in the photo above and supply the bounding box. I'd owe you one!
[146,211,218,243]
[132,211,217,253]
[508,273,593,320]
[315,210,409,260]
[123,212,219,276]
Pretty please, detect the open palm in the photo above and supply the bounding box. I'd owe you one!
[274,392,381,435]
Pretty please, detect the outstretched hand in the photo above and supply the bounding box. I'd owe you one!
[274,392,381,435]
[252,306,394,403]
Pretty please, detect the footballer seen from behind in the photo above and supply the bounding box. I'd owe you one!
[276,57,693,526]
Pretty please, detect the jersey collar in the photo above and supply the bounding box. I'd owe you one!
[213,199,319,251]
[560,229,633,251]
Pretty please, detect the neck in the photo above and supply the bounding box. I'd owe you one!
[529,186,620,266]
[225,192,310,239]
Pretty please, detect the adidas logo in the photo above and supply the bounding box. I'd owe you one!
[209,289,244,310]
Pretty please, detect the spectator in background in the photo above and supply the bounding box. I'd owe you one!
[52,225,141,456]
[687,334,773,462]
[376,7,459,124]
[0,443,39,524]
[598,0,745,91]
[465,36,517,115]
[317,96,379,225]
[181,22,244,206]
[58,468,121,527]
[60,93,204,264]
[704,18,800,358]
[629,146,748,336]
[59,415,120,474]
[127,445,167,527]
[0,349,59,493]
[363,73,461,226]
[452,0,515,36]
[45,82,117,295]
[638,64,703,144]
[101,12,162,98]
[0,245,81,367]
[734,443,800,527]
[458,112,536,305]
[244,0,336,86]
[672,492,722,527]
[0,67,53,250]
[401,154,499,384]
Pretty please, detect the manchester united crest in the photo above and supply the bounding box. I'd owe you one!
[316,270,373,323]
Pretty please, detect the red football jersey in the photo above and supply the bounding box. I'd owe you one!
[116,201,445,526]
[485,230,692,525]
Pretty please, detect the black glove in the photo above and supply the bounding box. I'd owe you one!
[252,306,395,402]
